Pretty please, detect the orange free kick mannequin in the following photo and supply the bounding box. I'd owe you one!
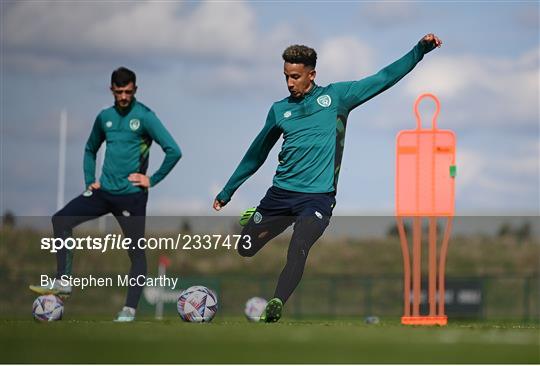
[395,93,456,325]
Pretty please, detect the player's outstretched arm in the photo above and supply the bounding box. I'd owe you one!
[336,33,442,111]
[213,108,281,211]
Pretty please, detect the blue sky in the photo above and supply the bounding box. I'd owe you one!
[1,1,538,216]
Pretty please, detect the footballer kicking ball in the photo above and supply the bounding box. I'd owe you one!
[244,297,267,322]
[32,295,64,322]
[177,286,218,322]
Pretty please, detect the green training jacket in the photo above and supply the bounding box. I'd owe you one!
[217,40,436,204]
[84,99,181,195]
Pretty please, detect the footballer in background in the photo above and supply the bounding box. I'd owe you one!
[30,67,182,322]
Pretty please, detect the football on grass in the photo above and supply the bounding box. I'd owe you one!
[244,297,267,322]
[32,294,63,322]
[177,286,218,322]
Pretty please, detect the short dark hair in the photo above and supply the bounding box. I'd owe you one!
[282,45,317,68]
[111,67,136,87]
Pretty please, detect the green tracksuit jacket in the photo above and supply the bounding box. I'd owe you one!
[84,99,181,194]
[217,41,435,204]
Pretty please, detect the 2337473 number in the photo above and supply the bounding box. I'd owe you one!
[181,234,251,250]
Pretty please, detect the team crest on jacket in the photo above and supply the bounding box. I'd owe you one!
[105,121,113,128]
[317,95,332,107]
[129,119,140,131]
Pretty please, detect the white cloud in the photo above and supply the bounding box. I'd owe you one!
[179,22,297,96]
[456,144,539,213]
[2,0,297,99]
[405,48,539,125]
[316,36,375,85]
[84,2,256,57]
[456,149,485,191]
[4,1,124,49]
[1,2,377,95]
[3,1,257,65]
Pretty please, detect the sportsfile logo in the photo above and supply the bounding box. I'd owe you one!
[40,233,254,253]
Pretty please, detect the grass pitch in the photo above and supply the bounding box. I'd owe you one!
[1,317,539,363]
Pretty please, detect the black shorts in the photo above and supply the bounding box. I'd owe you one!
[246,186,335,233]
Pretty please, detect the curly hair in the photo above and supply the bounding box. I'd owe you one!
[282,45,317,68]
